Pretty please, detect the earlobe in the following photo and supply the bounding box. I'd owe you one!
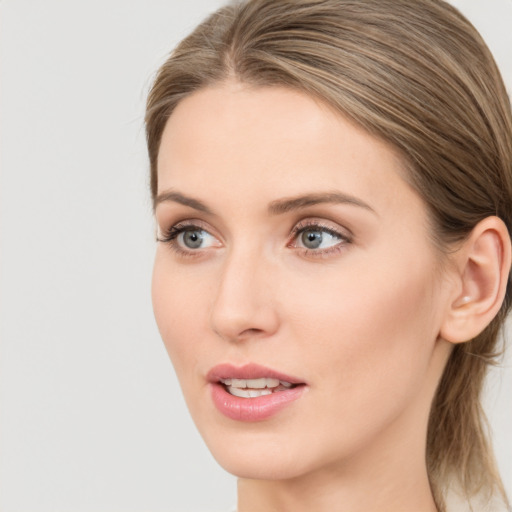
[440,216,511,344]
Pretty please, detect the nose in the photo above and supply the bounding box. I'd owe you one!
[210,248,280,342]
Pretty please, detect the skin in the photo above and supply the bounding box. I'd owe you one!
[152,82,459,512]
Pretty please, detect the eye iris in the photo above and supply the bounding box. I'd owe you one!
[301,229,323,249]
[183,230,203,249]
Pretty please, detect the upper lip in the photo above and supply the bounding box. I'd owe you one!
[207,363,305,385]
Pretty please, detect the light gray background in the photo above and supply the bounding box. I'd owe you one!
[0,1,510,511]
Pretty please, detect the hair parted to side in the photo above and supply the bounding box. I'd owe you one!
[146,0,512,509]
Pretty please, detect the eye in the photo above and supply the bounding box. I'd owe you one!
[178,228,216,249]
[298,228,340,250]
[289,221,351,255]
[157,222,221,254]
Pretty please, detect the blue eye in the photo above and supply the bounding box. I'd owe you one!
[158,220,350,257]
[178,228,216,249]
[157,224,221,254]
[299,228,341,249]
[290,222,351,255]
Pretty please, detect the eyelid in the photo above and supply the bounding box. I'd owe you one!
[290,218,353,240]
[157,219,218,241]
[287,219,353,255]
[157,219,222,257]
[157,217,352,258]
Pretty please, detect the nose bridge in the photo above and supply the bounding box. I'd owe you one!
[210,241,278,341]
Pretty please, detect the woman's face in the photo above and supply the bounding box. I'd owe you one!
[152,83,453,480]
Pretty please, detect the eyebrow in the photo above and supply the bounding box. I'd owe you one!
[154,190,214,214]
[268,192,377,216]
[154,190,376,216]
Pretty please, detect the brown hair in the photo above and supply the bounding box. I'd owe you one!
[145,0,512,509]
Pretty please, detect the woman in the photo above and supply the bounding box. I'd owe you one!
[145,1,512,510]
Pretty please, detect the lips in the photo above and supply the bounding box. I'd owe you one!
[208,362,304,384]
[207,363,307,422]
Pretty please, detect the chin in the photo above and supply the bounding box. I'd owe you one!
[197,421,335,481]
[213,448,309,481]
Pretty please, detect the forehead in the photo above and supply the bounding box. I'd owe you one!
[156,82,419,217]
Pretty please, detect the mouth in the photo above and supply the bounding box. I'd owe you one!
[207,362,306,392]
[207,363,307,421]
[219,377,297,398]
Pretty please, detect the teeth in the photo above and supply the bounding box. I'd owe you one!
[220,377,287,389]
[228,387,273,398]
[247,377,279,388]
[219,377,297,397]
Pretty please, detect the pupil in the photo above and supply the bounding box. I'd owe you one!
[184,230,203,249]
[302,230,322,249]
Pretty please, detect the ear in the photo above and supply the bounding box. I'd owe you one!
[440,216,511,344]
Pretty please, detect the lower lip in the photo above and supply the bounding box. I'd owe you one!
[210,383,306,422]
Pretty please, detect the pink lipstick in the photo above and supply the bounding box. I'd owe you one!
[207,363,307,422]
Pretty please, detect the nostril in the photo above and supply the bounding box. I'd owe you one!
[239,327,264,337]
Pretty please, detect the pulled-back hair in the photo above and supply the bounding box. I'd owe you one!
[145,1,512,509]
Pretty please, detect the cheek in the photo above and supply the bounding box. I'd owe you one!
[284,251,441,426]
[151,252,211,381]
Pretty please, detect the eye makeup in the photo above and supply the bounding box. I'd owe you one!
[287,219,353,258]
[157,217,353,260]
[156,219,222,258]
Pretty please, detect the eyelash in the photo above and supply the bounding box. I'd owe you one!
[288,220,352,257]
[157,220,353,258]
[156,222,210,259]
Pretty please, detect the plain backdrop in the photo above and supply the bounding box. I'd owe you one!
[0,1,511,511]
